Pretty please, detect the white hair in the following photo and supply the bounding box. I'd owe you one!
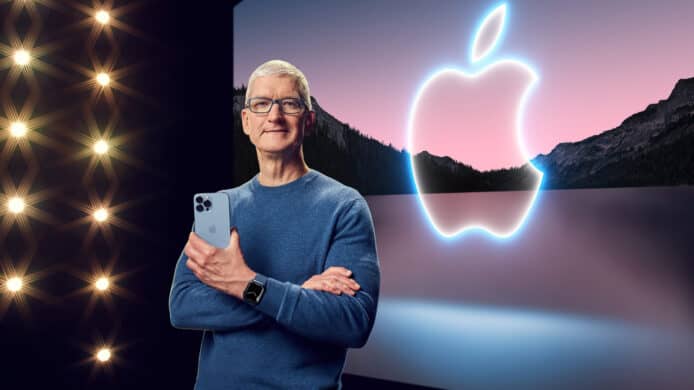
[245,59,313,111]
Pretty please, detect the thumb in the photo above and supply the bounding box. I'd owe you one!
[229,227,240,246]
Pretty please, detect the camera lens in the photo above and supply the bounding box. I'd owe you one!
[195,205,204,212]
[195,196,203,203]
[203,200,212,208]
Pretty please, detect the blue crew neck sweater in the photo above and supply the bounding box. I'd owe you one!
[169,169,381,389]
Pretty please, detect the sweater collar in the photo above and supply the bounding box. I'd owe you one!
[250,169,318,195]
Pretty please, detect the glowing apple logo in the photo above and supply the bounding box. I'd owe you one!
[408,3,543,239]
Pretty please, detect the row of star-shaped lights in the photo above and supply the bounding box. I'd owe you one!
[6,196,110,221]
[3,5,117,365]
[5,274,110,293]
[90,7,116,367]
[88,8,114,365]
[8,120,111,152]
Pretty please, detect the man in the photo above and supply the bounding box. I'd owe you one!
[169,59,380,389]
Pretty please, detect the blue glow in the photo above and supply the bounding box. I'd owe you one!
[350,298,692,389]
[407,60,544,240]
[469,3,508,65]
[407,3,544,241]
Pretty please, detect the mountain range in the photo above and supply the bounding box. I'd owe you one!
[533,78,694,188]
[231,77,694,194]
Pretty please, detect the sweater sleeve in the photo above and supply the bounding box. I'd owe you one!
[168,224,272,331]
[253,198,381,348]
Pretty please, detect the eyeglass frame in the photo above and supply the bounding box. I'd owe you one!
[244,97,308,115]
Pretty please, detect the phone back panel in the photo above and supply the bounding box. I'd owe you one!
[193,192,230,248]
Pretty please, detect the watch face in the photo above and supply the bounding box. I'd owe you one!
[245,280,264,304]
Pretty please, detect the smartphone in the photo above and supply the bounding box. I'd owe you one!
[193,192,231,248]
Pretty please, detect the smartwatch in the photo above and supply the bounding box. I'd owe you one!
[243,274,266,305]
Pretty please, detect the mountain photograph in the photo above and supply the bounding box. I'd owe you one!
[232,77,694,195]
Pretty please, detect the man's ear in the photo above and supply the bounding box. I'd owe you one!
[304,110,317,136]
[241,109,250,136]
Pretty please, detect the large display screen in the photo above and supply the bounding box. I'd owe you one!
[234,1,694,388]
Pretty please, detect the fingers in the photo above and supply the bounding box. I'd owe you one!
[326,274,359,291]
[187,260,218,288]
[185,239,216,272]
[184,241,205,265]
[326,277,355,296]
[225,227,238,249]
[321,269,360,290]
[302,274,360,296]
[316,267,360,294]
[323,266,352,277]
[304,279,346,295]
[189,231,216,256]
[186,258,204,280]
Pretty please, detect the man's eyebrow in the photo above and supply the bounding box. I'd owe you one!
[249,95,301,100]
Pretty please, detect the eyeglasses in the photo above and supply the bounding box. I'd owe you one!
[245,97,306,114]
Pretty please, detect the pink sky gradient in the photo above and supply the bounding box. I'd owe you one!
[234,0,694,164]
[411,64,535,170]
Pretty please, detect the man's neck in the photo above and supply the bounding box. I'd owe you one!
[256,150,309,187]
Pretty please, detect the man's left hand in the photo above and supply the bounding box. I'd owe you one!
[184,228,256,299]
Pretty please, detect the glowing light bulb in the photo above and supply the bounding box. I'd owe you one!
[95,277,109,291]
[94,140,109,155]
[9,122,27,138]
[95,10,110,25]
[6,277,23,292]
[94,208,109,222]
[8,197,25,214]
[96,73,110,86]
[13,49,30,66]
[96,348,111,362]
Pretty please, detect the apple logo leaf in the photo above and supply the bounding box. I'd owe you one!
[470,3,507,64]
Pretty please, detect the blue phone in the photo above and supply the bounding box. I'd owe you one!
[193,192,231,248]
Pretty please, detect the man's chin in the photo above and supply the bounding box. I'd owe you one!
[257,144,302,157]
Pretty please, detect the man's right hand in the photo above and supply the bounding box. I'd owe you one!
[301,266,361,296]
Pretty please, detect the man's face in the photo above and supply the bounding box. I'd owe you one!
[241,75,315,157]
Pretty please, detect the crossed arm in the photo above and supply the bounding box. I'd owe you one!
[168,199,380,348]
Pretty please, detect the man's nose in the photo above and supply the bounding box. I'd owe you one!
[267,101,284,121]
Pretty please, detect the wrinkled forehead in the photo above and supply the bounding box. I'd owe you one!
[248,74,301,99]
